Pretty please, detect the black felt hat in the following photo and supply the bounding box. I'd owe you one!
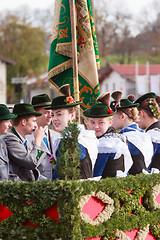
[32,94,51,108]
[117,99,139,110]
[45,84,82,110]
[110,91,139,110]
[83,92,116,118]
[13,103,42,117]
[134,92,156,105]
[0,104,17,120]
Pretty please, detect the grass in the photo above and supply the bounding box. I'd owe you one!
[99,52,160,67]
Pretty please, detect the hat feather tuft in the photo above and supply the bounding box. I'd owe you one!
[127,94,135,103]
[97,92,110,106]
[111,91,122,102]
[59,84,70,97]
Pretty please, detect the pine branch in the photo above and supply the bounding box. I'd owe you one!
[57,120,81,180]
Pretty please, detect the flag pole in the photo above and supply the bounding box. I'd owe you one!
[69,0,80,123]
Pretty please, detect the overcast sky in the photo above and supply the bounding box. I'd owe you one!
[0,0,154,14]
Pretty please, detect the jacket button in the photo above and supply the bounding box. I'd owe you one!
[42,169,45,172]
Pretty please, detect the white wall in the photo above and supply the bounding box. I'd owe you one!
[100,71,127,97]
[0,60,7,103]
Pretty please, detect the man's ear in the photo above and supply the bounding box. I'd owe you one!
[21,118,27,126]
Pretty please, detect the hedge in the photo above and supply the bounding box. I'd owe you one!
[0,173,160,239]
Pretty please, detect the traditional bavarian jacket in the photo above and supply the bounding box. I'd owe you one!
[119,123,153,175]
[27,128,60,180]
[146,120,160,171]
[52,124,98,180]
[93,127,133,178]
[3,127,45,181]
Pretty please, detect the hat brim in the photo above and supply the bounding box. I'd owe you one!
[0,113,17,120]
[83,109,116,118]
[44,101,82,110]
[117,103,139,110]
[33,102,52,108]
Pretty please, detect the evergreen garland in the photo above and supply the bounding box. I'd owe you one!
[0,174,160,239]
[57,120,81,180]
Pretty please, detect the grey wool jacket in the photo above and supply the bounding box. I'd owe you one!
[27,129,60,180]
[2,128,45,181]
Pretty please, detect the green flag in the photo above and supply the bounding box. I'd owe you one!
[48,0,100,110]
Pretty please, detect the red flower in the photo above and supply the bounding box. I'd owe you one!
[66,96,74,104]
[107,108,114,114]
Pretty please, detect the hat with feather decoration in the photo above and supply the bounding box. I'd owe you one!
[44,84,82,110]
[111,91,139,110]
[83,92,116,118]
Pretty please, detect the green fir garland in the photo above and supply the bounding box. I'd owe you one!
[57,120,81,180]
[1,122,160,239]
[0,174,160,239]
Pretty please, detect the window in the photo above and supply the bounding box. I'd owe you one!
[112,83,116,91]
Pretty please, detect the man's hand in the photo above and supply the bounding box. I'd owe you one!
[34,126,45,146]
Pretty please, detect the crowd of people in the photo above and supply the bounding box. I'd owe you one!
[0,84,160,181]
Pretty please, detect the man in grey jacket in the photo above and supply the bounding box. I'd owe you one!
[3,103,45,181]
[27,94,60,180]
[0,104,17,181]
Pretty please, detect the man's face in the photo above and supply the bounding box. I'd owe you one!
[23,116,38,135]
[36,108,52,128]
[87,117,112,137]
[0,120,12,135]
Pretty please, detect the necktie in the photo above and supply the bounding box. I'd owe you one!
[24,140,27,149]
[43,133,49,149]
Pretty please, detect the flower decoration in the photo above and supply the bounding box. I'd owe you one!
[115,102,120,108]
[149,100,159,117]
[107,107,114,114]
[152,184,160,209]
[110,101,120,111]
[49,154,56,168]
[65,96,75,105]
[115,225,150,240]
[79,191,114,226]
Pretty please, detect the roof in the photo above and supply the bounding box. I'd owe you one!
[98,64,160,84]
[111,64,160,76]
[0,56,16,65]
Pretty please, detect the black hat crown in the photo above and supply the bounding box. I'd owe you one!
[134,92,156,105]
[83,92,116,118]
[45,84,82,110]
[32,94,51,107]
[13,103,42,117]
[0,104,17,120]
